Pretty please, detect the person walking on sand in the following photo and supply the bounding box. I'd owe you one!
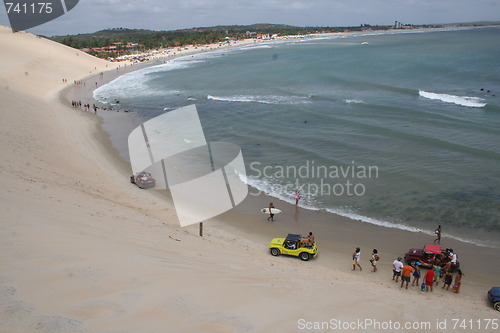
[392,257,404,282]
[400,263,414,289]
[267,202,275,222]
[425,268,435,292]
[453,269,463,293]
[369,249,379,272]
[411,262,421,286]
[294,189,301,206]
[352,247,362,271]
[434,225,441,244]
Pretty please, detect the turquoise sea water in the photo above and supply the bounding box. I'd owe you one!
[95,27,500,247]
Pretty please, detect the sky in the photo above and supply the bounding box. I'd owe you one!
[1,0,499,36]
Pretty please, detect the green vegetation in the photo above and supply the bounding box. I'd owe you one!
[47,24,391,58]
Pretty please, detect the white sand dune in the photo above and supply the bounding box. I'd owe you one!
[0,25,498,332]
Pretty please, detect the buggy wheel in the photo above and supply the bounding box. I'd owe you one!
[299,252,310,261]
[270,248,280,256]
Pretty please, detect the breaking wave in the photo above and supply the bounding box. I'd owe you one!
[419,90,486,108]
[207,94,310,105]
[345,99,365,104]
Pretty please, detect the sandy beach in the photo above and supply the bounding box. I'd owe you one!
[1,25,499,333]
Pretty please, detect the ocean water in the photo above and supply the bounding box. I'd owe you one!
[94,27,500,247]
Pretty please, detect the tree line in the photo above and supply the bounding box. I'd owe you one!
[47,24,389,58]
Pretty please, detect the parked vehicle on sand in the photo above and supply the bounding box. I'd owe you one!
[130,172,156,189]
[488,287,500,311]
[404,244,459,270]
[268,234,318,261]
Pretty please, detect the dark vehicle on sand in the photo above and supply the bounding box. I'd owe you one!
[130,172,156,189]
[488,287,500,311]
[404,244,459,270]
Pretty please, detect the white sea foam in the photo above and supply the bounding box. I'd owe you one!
[345,99,364,104]
[419,90,486,108]
[93,59,203,102]
[240,44,273,50]
[94,71,150,102]
[245,175,315,208]
[182,48,239,60]
[207,94,310,105]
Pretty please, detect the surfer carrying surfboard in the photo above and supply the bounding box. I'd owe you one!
[261,206,281,220]
[267,202,275,222]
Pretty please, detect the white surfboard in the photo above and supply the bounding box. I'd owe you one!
[261,208,282,214]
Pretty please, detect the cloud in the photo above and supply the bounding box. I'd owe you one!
[0,0,498,36]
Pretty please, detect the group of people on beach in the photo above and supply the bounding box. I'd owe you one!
[70,100,98,114]
[351,241,463,294]
[392,256,463,293]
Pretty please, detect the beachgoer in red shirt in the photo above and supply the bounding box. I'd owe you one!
[425,269,435,292]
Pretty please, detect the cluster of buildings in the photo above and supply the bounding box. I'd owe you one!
[245,31,280,39]
[393,21,415,29]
